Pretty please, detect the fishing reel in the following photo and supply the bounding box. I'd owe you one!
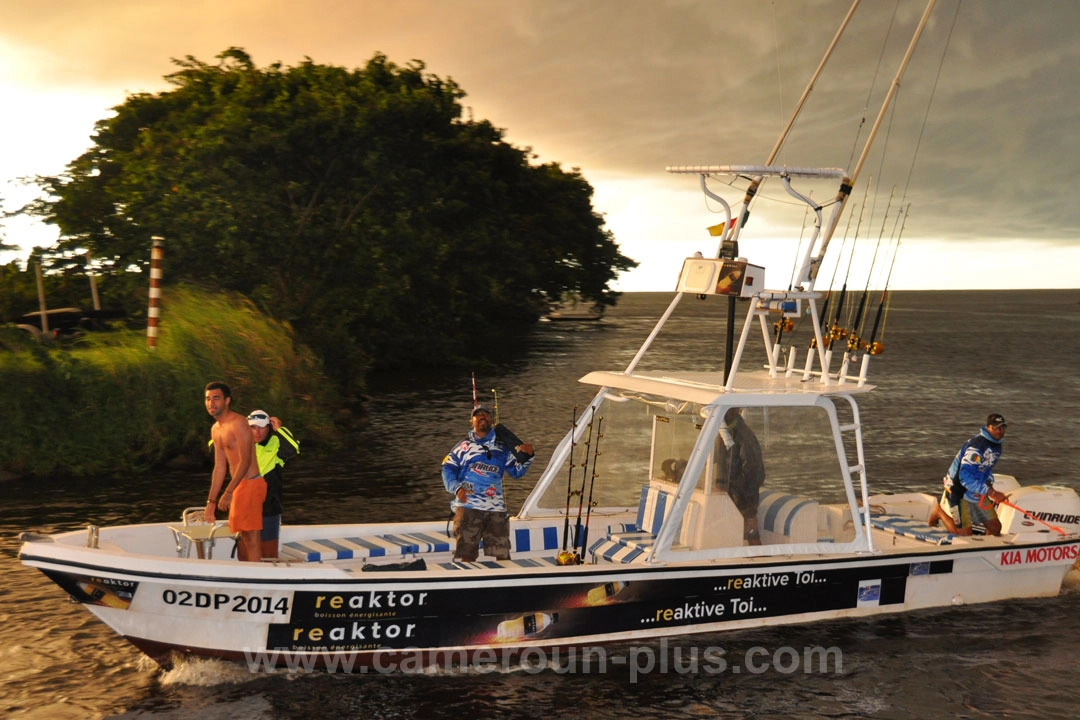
[773,317,794,334]
[846,338,886,355]
[556,550,580,566]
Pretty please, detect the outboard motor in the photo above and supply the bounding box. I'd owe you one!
[997,482,1080,536]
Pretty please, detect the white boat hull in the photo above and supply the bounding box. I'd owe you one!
[20,519,1079,669]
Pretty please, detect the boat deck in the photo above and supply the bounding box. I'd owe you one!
[44,487,1044,582]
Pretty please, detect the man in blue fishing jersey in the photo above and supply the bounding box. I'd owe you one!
[929,412,1009,535]
[442,405,535,561]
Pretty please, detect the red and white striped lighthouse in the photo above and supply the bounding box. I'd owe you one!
[147,237,164,349]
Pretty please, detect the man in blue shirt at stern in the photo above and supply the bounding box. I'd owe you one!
[442,405,534,561]
[929,412,1009,536]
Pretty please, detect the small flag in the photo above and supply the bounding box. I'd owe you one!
[707,218,737,237]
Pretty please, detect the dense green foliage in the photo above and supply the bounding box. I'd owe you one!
[22,48,637,391]
[0,285,336,477]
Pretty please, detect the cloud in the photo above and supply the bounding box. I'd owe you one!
[3,0,1079,287]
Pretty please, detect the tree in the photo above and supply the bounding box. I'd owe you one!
[22,49,636,390]
[1,194,18,253]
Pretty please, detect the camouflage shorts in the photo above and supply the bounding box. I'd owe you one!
[939,489,998,534]
[453,508,510,561]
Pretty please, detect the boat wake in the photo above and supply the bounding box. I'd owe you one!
[157,654,260,686]
[1060,566,1080,591]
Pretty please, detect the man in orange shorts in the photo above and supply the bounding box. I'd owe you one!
[204,381,266,561]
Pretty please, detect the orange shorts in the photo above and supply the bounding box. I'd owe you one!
[229,477,266,533]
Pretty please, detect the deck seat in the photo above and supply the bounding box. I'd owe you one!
[588,484,678,563]
[168,507,237,559]
[757,489,818,544]
[589,535,651,563]
[281,531,454,561]
[280,523,564,562]
[870,514,954,545]
[512,525,561,553]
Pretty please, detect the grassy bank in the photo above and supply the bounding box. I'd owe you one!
[0,285,339,477]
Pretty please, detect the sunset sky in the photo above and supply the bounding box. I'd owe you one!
[2,0,1078,291]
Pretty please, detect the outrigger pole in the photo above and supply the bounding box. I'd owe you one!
[801,0,939,290]
[732,0,863,246]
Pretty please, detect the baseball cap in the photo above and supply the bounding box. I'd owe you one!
[986,413,1007,429]
[472,405,493,418]
[247,410,271,427]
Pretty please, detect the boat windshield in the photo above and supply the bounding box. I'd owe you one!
[535,393,853,516]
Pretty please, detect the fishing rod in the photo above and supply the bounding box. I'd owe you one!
[472,373,532,462]
[579,416,604,563]
[787,190,815,292]
[844,196,898,382]
[819,198,859,324]
[814,204,856,348]
[773,194,819,355]
[818,179,872,381]
[559,407,580,563]
[802,198,856,381]
[771,199,813,365]
[772,314,794,356]
[865,204,907,355]
[826,178,871,349]
[570,413,596,561]
[837,177,872,322]
[847,187,895,353]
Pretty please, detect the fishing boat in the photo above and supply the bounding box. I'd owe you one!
[18,0,1080,671]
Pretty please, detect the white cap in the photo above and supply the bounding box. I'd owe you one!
[247,410,270,427]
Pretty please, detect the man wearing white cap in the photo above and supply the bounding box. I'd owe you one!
[246,410,300,559]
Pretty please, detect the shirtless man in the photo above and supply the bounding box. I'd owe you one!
[203,381,266,561]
